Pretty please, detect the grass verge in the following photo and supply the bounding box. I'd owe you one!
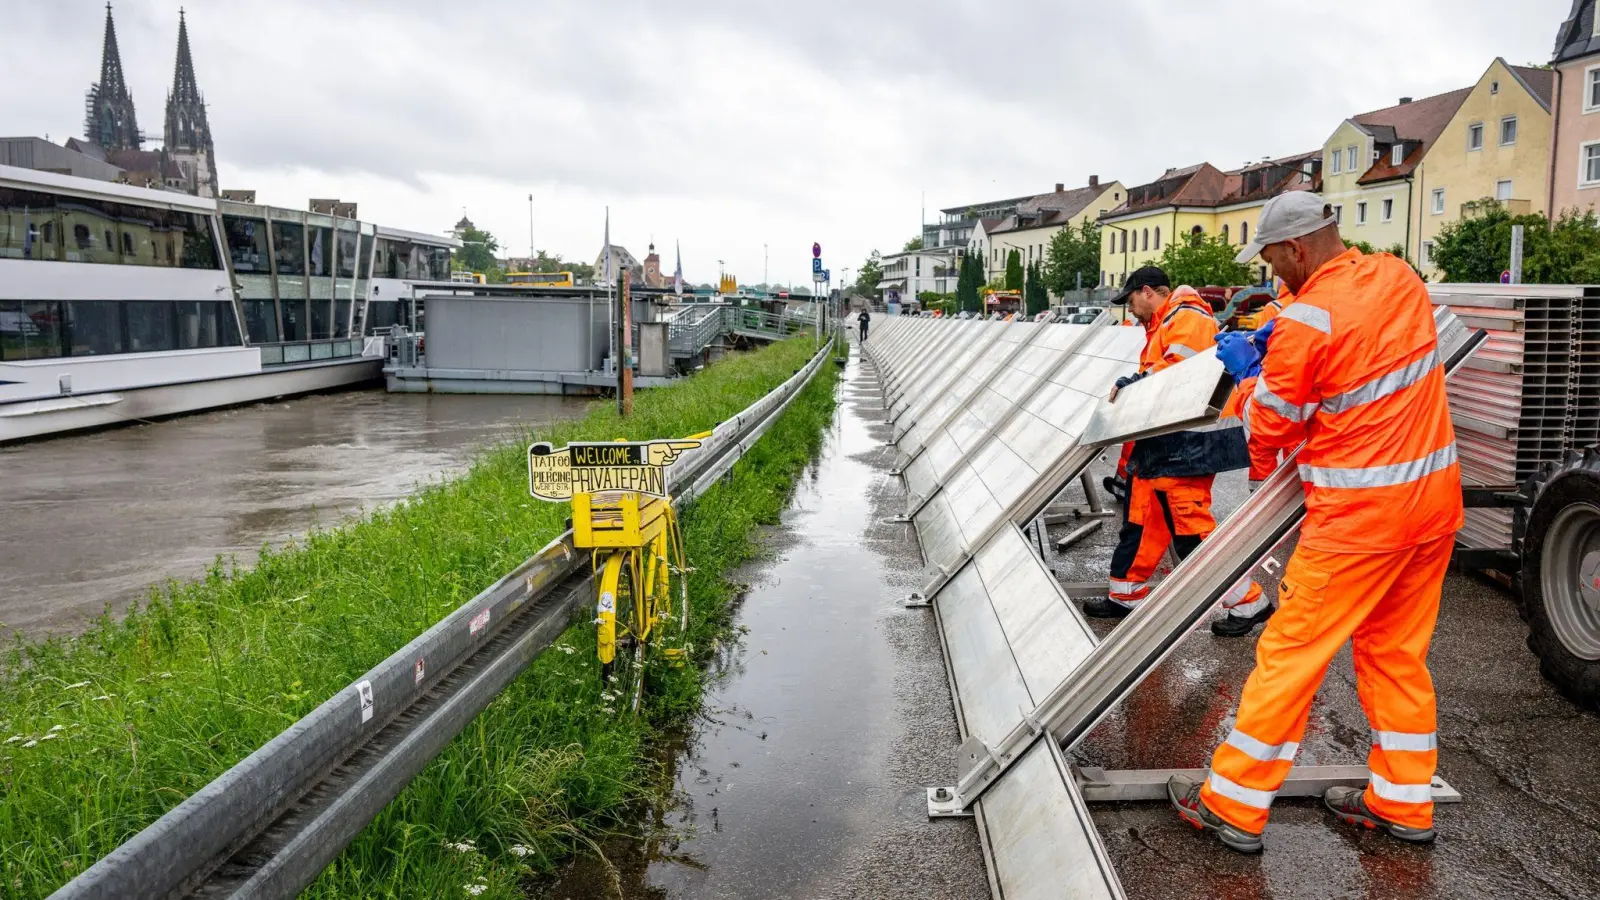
[0,336,839,899]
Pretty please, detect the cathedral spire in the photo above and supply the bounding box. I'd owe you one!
[163,8,218,197]
[85,2,142,151]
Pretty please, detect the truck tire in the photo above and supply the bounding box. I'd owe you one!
[1519,448,1600,710]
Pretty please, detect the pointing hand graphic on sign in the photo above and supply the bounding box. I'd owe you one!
[646,440,703,467]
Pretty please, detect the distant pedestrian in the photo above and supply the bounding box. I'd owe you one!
[858,309,871,341]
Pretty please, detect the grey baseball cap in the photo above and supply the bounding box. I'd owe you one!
[1235,191,1337,264]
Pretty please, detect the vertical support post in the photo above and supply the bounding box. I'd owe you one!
[1079,470,1106,515]
[618,274,633,416]
[1509,224,1524,285]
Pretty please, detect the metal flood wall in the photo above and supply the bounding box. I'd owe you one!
[423,295,611,373]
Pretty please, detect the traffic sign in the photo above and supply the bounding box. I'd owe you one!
[812,258,823,273]
[812,242,822,258]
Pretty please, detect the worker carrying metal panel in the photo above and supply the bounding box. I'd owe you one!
[1087,266,1265,634]
[1169,191,1463,853]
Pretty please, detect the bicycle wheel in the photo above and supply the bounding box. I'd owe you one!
[598,550,644,711]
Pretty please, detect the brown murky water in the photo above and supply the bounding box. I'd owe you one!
[0,390,588,638]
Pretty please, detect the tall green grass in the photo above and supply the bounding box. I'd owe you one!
[0,337,839,899]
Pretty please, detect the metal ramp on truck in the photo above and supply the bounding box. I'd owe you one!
[862,308,1484,900]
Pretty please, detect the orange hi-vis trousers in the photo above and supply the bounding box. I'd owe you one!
[1107,475,1264,614]
[1200,535,1453,834]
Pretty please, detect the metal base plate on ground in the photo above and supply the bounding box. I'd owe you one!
[1075,765,1462,804]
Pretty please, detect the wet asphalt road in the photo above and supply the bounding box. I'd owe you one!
[0,390,586,638]
[538,347,987,899]
[1045,466,1600,899]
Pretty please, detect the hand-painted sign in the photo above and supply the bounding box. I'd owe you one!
[528,439,703,501]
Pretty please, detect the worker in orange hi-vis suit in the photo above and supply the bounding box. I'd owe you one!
[1168,191,1463,854]
[1084,266,1264,632]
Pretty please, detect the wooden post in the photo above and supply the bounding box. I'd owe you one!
[617,274,634,416]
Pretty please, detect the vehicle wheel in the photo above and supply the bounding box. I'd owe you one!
[1520,448,1600,710]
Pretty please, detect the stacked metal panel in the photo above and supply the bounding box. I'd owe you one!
[894,321,1045,451]
[1429,285,1600,551]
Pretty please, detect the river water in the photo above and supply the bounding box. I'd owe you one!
[0,390,588,638]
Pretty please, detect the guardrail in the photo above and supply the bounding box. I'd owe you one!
[51,339,837,900]
[258,338,365,366]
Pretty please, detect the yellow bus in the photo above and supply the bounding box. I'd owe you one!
[506,271,575,288]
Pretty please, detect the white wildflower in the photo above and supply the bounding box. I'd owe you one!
[465,885,487,897]
[41,733,58,741]
[601,706,615,714]
[91,695,113,702]
[48,725,64,733]
[159,672,173,679]
[65,681,90,690]
[509,844,532,858]
[555,644,576,655]
[22,740,37,748]
[4,735,22,744]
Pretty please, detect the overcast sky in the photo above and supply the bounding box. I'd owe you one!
[3,0,1568,286]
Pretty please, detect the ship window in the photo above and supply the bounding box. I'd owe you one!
[125,301,177,352]
[272,221,306,276]
[222,215,271,273]
[175,301,240,349]
[0,300,63,360]
[241,300,279,343]
[308,226,334,277]
[64,300,125,356]
[336,227,359,279]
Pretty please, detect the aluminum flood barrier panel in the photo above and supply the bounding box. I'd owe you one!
[950,307,1484,805]
[888,320,1010,425]
[885,320,998,416]
[894,320,1049,452]
[881,319,975,401]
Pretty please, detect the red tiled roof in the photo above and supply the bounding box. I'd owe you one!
[1351,88,1472,185]
[1508,64,1556,109]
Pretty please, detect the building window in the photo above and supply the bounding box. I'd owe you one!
[1432,188,1445,214]
[1346,145,1358,172]
[1356,201,1368,225]
[1587,66,1600,112]
[1422,240,1435,267]
[1141,228,1149,251]
[1154,227,1161,249]
[1500,116,1518,146]
[1121,231,1127,253]
[1381,198,1394,222]
[1221,223,1230,243]
[1497,179,1514,201]
[1332,204,1343,224]
[1490,80,1500,95]
[1468,122,1484,151]
[1330,150,1343,175]
[1391,144,1405,166]
[1583,142,1600,186]
[1240,221,1248,245]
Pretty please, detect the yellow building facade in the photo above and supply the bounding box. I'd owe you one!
[1414,59,1554,278]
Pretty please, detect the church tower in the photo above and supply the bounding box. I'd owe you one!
[85,3,142,152]
[162,10,218,197]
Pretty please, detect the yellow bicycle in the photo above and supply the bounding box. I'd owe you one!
[569,434,707,710]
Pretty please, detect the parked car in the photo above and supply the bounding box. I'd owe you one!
[1069,312,1100,324]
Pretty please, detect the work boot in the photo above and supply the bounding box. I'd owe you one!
[1082,597,1134,620]
[1211,604,1276,637]
[1167,774,1264,854]
[1324,786,1435,844]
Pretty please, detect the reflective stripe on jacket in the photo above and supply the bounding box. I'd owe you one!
[1246,249,1462,552]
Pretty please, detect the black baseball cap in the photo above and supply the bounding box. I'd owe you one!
[1111,265,1170,305]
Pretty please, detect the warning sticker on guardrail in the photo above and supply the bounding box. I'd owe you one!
[357,680,374,723]
[527,439,701,501]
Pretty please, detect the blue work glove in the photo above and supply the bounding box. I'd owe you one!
[1249,318,1277,357]
[1113,371,1148,391]
[1215,331,1263,380]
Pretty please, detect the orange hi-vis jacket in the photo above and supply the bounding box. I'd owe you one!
[1140,286,1218,375]
[1222,286,1296,481]
[1245,249,1463,552]
[1117,287,1220,478]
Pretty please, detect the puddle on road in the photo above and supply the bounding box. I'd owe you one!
[534,353,972,900]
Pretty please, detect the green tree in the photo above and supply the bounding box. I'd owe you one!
[1024,261,1049,315]
[1043,220,1103,295]
[918,290,957,313]
[904,236,924,251]
[455,226,501,278]
[1433,202,1600,283]
[957,253,983,312]
[853,250,884,296]
[1155,232,1252,287]
[1004,249,1024,291]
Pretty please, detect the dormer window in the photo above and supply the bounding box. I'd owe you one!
[1392,144,1405,166]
